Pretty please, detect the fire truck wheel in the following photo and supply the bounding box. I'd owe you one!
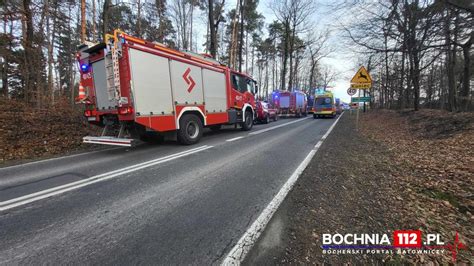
[264,115,270,124]
[273,115,278,121]
[241,111,254,131]
[177,114,203,145]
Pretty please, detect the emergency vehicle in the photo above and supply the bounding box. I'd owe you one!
[271,90,307,117]
[313,91,336,118]
[76,30,257,146]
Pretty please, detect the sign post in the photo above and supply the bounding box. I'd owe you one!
[350,66,372,131]
[356,89,360,131]
[347,88,356,115]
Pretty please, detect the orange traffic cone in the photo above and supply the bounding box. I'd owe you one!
[76,84,87,103]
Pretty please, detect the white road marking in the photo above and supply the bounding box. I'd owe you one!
[0,145,213,212]
[226,136,245,142]
[0,147,123,170]
[222,113,343,265]
[249,117,310,135]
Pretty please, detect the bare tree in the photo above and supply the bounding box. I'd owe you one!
[271,0,315,90]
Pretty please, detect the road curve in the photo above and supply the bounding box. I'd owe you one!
[0,117,336,264]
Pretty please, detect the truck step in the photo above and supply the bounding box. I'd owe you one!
[83,136,135,147]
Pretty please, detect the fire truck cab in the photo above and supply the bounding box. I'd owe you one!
[77,30,257,146]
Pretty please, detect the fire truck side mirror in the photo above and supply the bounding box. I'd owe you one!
[254,83,258,95]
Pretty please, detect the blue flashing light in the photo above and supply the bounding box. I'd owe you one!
[81,63,90,72]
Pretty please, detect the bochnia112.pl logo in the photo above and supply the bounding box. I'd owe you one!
[322,230,467,262]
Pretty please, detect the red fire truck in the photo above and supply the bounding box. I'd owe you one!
[77,30,257,146]
[270,90,307,117]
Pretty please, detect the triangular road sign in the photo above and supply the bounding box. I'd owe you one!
[351,66,372,84]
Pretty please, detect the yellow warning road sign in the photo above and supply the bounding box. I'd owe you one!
[351,66,372,86]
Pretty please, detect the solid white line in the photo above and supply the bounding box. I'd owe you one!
[249,117,310,135]
[0,147,123,170]
[226,136,245,142]
[0,145,213,212]
[1,145,209,206]
[222,113,343,265]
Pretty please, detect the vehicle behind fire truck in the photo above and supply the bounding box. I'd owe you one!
[77,30,257,146]
[255,101,278,124]
[271,90,307,117]
[313,91,336,118]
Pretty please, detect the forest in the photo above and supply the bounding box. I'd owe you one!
[0,0,472,112]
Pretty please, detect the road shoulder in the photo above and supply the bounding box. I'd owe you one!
[244,113,404,264]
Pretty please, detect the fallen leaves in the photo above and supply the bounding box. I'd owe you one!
[0,98,101,164]
[360,109,474,263]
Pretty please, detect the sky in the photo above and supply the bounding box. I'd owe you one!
[257,0,361,103]
[193,0,360,103]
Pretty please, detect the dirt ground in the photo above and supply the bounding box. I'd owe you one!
[0,98,101,165]
[245,110,473,264]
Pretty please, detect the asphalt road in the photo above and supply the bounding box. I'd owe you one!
[0,116,336,264]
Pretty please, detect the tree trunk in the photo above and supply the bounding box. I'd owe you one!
[46,0,56,102]
[280,21,289,90]
[238,0,244,72]
[137,0,142,38]
[81,0,86,43]
[229,0,240,68]
[413,51,421,111]
[92,0,96,42]
[208,0,217,58]
[288,25,296,91]
[399,50,406,109]
[189,0,194,50]
[1,18,9,97]
[102,0,111,40]
[445,9,458,112]
[384,32,389,109]
[460,34,472,111]
[22,0,35,103]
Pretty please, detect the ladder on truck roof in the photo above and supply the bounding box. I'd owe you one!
[104,33,121,102]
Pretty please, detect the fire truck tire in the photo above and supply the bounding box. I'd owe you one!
[241,110,254,131]
[177,114,203,145]
[264,115,270,124]
[273,115,279,121]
